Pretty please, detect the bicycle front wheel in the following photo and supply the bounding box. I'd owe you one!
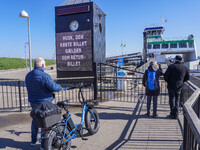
[85,108,100,135]
[44,125,71,150]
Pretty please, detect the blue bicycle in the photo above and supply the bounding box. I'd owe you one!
[43,83,100,150]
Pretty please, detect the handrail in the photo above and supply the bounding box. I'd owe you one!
[183,80,200,149]
[99,63,144,74]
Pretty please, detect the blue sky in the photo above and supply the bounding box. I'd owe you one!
[0,0,199,59]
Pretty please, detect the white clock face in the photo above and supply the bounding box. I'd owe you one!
[69,20,79,31]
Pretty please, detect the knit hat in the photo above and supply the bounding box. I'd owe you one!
[150,60,158,71]
[175,55,183,62]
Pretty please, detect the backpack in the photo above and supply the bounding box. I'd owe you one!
[147,69,158,91]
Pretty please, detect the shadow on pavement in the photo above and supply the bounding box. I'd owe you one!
[0,137,40,150]
[5,130,31,136]
[105,100,142,150]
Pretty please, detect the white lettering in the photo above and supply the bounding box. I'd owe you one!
[62,55,70,61]
[65,48,82,54]
[71,55,85,60]
[75,35,84,40]
[60,42,72,48]
[67,61,81,66]
[73,41,87,47]
[62,36,74,41]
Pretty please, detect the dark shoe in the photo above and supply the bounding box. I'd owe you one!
[153,114,158,117]
[145,113,150,116]
[167,114,175,119]
[174,115,179,119]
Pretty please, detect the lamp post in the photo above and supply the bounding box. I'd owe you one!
[20,10,32,71]
[24,42,28,70]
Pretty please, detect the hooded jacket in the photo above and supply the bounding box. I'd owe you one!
[142,65,163,96]
[25,67,62,104]
[164,61,190,90]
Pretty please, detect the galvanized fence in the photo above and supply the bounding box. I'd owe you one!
[98,63,169,105]
[0,62,170,111]
[0,78,94,112]
[98,76,168,104]
[55,78,94,104]
[0,80,28,111]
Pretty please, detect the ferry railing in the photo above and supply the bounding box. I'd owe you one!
[183,81,200,150]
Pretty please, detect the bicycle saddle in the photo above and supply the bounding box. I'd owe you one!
[57,100,69,108]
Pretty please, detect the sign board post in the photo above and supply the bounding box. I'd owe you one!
[55,0,106,102]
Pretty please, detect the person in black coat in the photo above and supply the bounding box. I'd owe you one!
[164,55,190,119]
[142,60,163,117]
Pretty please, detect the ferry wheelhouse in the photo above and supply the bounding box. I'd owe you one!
[143,26,198,69]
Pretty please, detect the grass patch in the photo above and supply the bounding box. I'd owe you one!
[0,57,56,70]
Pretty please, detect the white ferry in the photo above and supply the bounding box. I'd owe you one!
[143,26,199,70]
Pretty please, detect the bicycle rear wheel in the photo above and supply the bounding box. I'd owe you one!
[44,125,71,150]
[85,108,100,135]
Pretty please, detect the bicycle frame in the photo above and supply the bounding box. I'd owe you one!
[61,103,97,144]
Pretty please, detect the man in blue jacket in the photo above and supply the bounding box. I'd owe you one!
[25,57,63,149]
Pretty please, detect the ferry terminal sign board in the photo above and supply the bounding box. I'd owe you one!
[56,30,92,72]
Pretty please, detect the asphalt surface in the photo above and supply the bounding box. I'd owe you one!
[0,66,183,150]
[0,100,183,150]
[0,65,57,81]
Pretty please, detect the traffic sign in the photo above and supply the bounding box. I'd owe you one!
[118,58,124,66]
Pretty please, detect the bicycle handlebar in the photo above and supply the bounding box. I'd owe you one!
[66,83,91,90]
[66,82,92,104]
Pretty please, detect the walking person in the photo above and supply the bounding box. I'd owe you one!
[25,57,64,150]
[142,60,163,117]
[164,55,190,119]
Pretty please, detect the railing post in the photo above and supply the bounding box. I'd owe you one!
[115,65,118,90]
[199,96,200,118]
[18,81,22,112]
[100,63,102,101]
[93,62,98,104]
[183,114,187,150]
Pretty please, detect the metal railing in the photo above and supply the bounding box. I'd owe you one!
[0,80,28,112]
[55,78,94,103]
[182,80,200,149]
[98,63,169,104]
[98,76,168,104]
[0,79,95,112]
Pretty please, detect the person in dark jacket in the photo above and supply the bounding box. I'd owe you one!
[25,57,64,149]
[142,60,163,117]
[164,55,190,119]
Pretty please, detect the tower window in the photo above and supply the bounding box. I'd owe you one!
[179,43,187,48]
[162,44,168,48]
[148,44,152,49]
[170,43,177,48]
[153,44,160,49]
[188,42,194,48]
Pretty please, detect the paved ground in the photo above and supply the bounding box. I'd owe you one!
[0,65,57,81]
[0,99,183,150]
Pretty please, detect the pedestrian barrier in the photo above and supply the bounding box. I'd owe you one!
[182,78,200,149]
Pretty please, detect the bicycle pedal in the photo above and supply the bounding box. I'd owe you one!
[82,137,88,140]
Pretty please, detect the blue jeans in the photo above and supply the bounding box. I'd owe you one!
[147,96,158,116]
[30,103,45,147]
